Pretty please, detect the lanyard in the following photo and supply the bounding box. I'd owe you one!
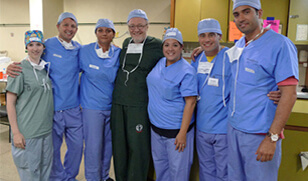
[27,57,51,92]
[197,52,218,100]
[245,28,264,47]
[121,37,147,86]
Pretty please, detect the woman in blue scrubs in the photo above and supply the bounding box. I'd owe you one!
[79,19,120,181]
[146,28,198,181]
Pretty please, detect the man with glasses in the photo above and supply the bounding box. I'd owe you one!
[110,9,163,181]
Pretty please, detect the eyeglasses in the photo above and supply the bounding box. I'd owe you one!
[128,24,148,30]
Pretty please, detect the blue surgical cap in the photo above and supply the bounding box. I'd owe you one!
[198,18,222,36]
[233,0,261,11]
[95,19,115,33]
[127,9,148,23]
[163,28,183,45]
[57,12,78,26]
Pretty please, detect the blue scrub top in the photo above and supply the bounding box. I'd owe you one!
[228,29,299,133]
[79,43,121,110]
[147,57,198,130]
[43,37,81,111]
[191,47,231,134]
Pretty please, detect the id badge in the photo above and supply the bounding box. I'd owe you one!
[127,43,143,54]
[208,77,219,87]
[89,64,99,70]
[198,62,213,74]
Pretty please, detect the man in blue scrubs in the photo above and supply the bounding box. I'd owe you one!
[7,12,83,181]
[226,0,298,180]
[191,19,230,181]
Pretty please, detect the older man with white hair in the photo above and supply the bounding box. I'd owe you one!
[110,9,164,181]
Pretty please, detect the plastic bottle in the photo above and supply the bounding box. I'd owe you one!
[3,68,7,81]
[0,69,3,80]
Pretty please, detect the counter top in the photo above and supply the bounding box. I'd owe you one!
[287,99,308,128]
[292,98,308,114]
[297,92,308,99]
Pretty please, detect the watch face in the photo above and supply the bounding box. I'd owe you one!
[271,134,279,142]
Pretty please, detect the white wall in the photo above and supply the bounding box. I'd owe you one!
[0,0,30,62]
[64,0,171,47]
[0,0,171,62]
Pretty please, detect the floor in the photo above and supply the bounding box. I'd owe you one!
[0,124,115,181]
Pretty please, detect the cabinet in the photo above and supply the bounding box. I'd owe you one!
[279,128,308,181]
[278,99,308,181]
[174,0,290,42]
[200,0,229,42]
[174,0,201,42]
[287,0,308,45]
[174,0,229,42]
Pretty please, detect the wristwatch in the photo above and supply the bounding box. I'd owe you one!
[266,132,279,142]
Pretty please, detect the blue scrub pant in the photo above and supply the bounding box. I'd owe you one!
[196,130,227,181]
[227,125,281,181]
[151,127,194,181]
[82,109,112,181]
[50,106,83,181]
[12,133,53,181]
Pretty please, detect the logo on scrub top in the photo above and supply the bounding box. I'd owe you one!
[136,124,143,133]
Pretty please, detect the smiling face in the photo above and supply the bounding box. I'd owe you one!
[26,42,45,61]
[57,18,78,43]
[128,17,148,43]
[233,5,263,39]
[163,39,183,66]
[198,32,221,57]
[96,27,115,47]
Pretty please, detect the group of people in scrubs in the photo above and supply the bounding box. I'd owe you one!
[8,12,120,181]
[6,0,299,180]
[8,12,84,181]
[190,0,298,180]
[146,18,229,181]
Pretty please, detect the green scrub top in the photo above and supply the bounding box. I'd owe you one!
[112,36,164,106]
[6,60,54,139]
